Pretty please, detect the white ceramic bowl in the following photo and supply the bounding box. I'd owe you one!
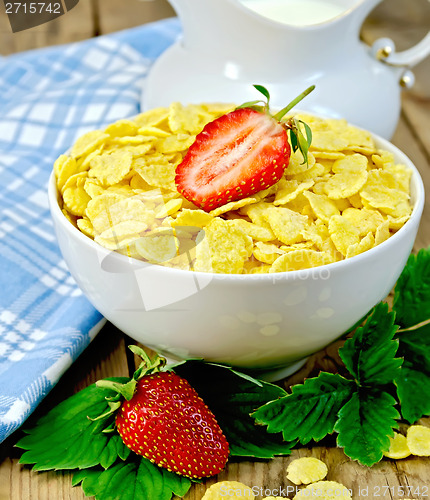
[48,133,424,380]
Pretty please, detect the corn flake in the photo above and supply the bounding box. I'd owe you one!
[303,191,340,223]
[202,481,255,500]
[383,432,411,459]
[406,425,430,456]
[293,481,352,500]
[329,215,360,257]
[270,249,331,273]
[265,207,309,245]
[324,154,368,199]
[71,130,108,158]
[286,457,328,485]
[89,151,133,186]
[194,219,251,273]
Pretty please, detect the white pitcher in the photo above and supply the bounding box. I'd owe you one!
[143,0,430,138]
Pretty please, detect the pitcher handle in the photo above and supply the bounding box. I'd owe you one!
[371,32,430,68]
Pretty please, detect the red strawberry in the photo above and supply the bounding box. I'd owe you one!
[175,85,315,212]
[115,371,229,479]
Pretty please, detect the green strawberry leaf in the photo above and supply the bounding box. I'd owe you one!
[17,377,130,470]
[253,84,271,101]
[393,247,430,328]
[252,372,355,445]
[72,456,191,500]
[395,322,430,423]
[339,302,402,386]
[335,389,399,467]
[173,361,294,458]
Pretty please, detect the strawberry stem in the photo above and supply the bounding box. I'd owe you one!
[89,349,168,422]
[273,85,315,122]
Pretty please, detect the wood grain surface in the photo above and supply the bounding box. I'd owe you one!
[0,0,429,498]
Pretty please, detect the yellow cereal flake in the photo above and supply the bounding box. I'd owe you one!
[202,481,255,500]
[289,162,325,182]
[270,249,331,272]
[383,432,411,459]
[154,198,183,218]
[406,425,430,456]
[264,207,309,245]
[71,130,109,158]
[324,154,368,199]
[286,149,316,175]
[328,215,360,257]
[210,197,258,216]
[168,102,214,135]
[86,194,152,234]
[134,107,169,128]
[135,230,179,263]
[76,217,94,238]
[286,457,328,485]
[138,125,170,138]
[348,192,363,209]
[83,178,104,199]
[54,155,83,192]
[303,191,340,223]
[133,156,177,191]
[310,129,349,152]
[293,481,352,500]
[62,185,92,217]
[361,170,411,217]
[89,151,133,186]
[105,119,139,137]
[274,179,315,205]
[230,219,275,242]
[171,208,214,228]
[387,215,410,230]
[313,151,345,160]
[254,242,285,264]
[346,232,375,258]
[95,220,147,249]
[372,151,395,168]
[374,220,391,246]
[194,219,251,273]
[341,207,385,236]
[61,171,88,194]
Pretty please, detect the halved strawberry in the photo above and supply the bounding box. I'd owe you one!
[175,85,315,212]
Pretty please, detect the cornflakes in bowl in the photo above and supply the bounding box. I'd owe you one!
[48,102,424,379]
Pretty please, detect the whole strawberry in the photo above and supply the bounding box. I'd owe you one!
[95,347,229,479]
[175,84,314,212]
[116,371,229,478]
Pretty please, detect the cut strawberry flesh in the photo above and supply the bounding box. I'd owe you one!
[175,108,290,211]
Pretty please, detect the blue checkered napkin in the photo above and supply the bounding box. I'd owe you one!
[0,18,181,443]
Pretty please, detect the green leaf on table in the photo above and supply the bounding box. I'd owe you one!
[335,389,399,467]
[17,377,131,470]
[395,322,430,422]
[72,456,191,500]
[393,247,430,328]
[339,302,401,386]
[173,361,295,458]
[252,372,355,445]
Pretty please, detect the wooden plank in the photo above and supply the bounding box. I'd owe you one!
[0,323,130,500]
[0,0,95,56]
[95,0,175,35]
